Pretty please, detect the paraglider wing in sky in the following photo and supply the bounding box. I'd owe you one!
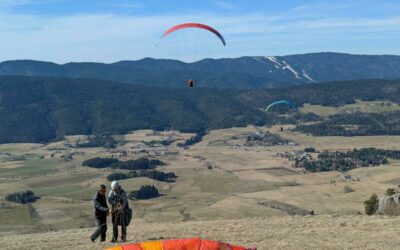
[162,23,226,46]
[265,100,295,112]
[105,238,255,250]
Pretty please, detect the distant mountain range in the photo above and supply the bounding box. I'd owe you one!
[1,52,400,88]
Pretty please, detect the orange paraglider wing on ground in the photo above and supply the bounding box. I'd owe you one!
[122,244,143,250]
[104,238,254,250]
[162,238,187,250]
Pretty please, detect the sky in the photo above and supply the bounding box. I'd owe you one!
[0,0,400,63]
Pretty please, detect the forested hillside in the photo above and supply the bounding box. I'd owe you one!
[0,76,399,143]
[0,76,265,143]
[244,79,400,107]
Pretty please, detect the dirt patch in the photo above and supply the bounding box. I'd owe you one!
[259,200,314,216]
[233,167,300,176]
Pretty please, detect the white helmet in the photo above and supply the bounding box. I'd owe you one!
[111,181,120,190]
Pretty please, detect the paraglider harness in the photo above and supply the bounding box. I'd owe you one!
[112,196,132,227]
[187,79,195,88]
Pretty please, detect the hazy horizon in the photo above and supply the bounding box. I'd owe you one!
[3,51,400,64]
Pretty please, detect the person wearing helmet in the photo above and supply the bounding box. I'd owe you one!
[108,181,129,242]
[90,184,109,242]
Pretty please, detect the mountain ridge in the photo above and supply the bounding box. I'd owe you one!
[2,52,400,88]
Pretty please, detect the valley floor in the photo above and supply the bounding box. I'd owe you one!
[2,124,400,249]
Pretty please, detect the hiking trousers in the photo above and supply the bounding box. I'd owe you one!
[91,217,107,241]
[112,214,126,241]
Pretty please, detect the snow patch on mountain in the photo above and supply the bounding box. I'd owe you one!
[302,70,315,82]
[266,56,282,68]
[282,60,301,79]
[259,56,315,82]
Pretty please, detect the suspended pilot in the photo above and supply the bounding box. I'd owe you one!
[187,79,195,88]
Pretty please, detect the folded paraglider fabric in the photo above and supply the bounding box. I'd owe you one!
[105,238,253,250]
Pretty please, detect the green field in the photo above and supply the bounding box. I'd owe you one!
[0,159,58,178]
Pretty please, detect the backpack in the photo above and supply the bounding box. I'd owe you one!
[124,207,133,226]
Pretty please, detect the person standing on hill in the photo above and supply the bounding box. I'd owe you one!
[90,184,109,242]
[108,181,129,242]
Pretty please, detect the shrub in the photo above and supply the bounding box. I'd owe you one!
[364,194,379,215]
[6,190,39,204]
[294,148,399,173]
[149,159,166,167]
[304,147,316,153]
[107,173,129,181]
[294,111,400,136]
[245,131,292,147]
[106,170,176,182]
[147,170,177,183]
[76,135,117,149]
[130,185,160,200]
[111,158,165,170]
[386,188,396,196]
[146,139,175,147]
[82,157,119,168]
[178,130,206,147]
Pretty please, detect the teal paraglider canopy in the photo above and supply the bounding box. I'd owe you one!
[265,100,295,112]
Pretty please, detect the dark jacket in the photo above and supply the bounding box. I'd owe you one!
[108,188,132,226]
[93,191,109,218]
[108,188,128,211]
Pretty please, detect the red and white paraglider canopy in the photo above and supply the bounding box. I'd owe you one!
[162,23,226,46]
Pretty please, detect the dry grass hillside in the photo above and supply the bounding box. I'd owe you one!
[1,102,400,249]
[1,215,400,250]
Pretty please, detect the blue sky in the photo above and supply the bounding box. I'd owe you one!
[0,0,400,63]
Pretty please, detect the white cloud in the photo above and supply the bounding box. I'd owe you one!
[99,2,143,9]
[292,1,364,13]
[0,0,34,7]
[0,0,63,8]
[213,1,235,10]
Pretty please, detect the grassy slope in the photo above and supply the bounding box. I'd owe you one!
[1,124,400,248]
[1,215,400,250]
